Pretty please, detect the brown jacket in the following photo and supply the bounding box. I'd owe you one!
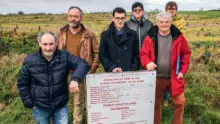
[58,24,99,74]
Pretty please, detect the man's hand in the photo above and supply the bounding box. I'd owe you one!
[177,72,183,79]
[146,62,157,70]
[69,81,79,93]
[112,68,122,73]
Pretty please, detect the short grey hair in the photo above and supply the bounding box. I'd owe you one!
[156,12,172,22]
[68,6,83,17]
[37,31,58,43]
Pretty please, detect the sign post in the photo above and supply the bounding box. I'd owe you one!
[86,71,156,124]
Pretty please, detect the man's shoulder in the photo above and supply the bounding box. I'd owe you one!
[143,19,153,25]
[126,20,134,24]
[23,52,39,65]
[58,49,70,57]
[173,14,184,22]
[84,27,94,33]
[100,29,110,37]
[83,27,97,37]
[126,26,138,36]
[126,20,137,27]
[127,28,137,35]
[59,24,69,32]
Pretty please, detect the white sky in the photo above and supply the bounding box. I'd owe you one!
[0,0,219,14]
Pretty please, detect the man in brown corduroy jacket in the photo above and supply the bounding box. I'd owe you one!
[57,6,99,124]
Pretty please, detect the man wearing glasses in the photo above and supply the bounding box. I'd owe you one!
[163,1,187,107]
[165,1,186,35]
[127,2,153,70]
[127,2,153,49]
[99,7,139,73]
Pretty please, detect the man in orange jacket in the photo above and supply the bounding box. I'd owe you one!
[139,12,191,124]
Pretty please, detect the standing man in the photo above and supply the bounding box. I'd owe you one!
[139,12,191,124]
[127,2,153,49]
[99,7,139,72]
[163,1,187,106]
[57,6,99,124]
[165,1,186,35]
[17,31,90,124]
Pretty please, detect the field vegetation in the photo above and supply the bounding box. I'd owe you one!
[0,11,219,123]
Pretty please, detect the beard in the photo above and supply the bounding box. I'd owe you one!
[43,51,54,57]
[69,20,81,29]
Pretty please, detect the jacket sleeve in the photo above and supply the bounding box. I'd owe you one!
[99,32,117,72]
[180,36,191,75]
[17,58,34,108]
[139,36,154,69]
[131,32,139,70]
[88,31,100,73]
[67,52,90,83]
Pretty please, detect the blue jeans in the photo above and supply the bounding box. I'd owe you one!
[32,105,68,124]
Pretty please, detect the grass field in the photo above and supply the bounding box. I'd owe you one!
[0,11,219,124]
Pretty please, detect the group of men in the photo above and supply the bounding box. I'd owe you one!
[17,1,191,124]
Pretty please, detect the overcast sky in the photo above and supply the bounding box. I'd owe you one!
[0,0,219,14]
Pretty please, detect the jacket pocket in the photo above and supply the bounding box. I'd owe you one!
[177,77,185,92]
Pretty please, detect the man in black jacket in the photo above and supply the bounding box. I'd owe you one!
[17,31,90,124]
[99,7,139,73]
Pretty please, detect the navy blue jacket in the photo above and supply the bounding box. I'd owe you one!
[17,49,90,112]
[99,22,139,72]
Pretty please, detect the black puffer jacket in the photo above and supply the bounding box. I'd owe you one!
[17,49,90,112]
[99,22,139,72]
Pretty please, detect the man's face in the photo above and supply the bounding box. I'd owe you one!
[156,17,172,33]
[166,5,177,18]
[112,12,126,30]
[132,6,144,20]
[39,34,57,58]
[68,8,82,28]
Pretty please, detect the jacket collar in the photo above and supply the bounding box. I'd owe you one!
[129,14,147,26]
[37,48,61,61]
[60,23,85,33]
[147,24,181,64]
[60,23,91,41]
[107,22,131,45]
[147,24,181,42]
[108,21,133,35]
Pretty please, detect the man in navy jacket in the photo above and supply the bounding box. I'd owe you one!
[99,7,139,73]
[17,31,90,124]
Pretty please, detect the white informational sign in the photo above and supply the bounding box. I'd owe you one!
[86,71,156,124]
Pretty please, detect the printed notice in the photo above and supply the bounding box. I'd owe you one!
[86,71,156,124]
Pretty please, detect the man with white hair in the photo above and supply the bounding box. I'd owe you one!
[139,12,191,124]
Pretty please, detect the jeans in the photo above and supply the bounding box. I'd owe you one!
[32,105,68,124]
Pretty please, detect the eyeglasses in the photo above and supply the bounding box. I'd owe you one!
[167,8,176,10]
[114,17,126,21]
[133,8,143,12]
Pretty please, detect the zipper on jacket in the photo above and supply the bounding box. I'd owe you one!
[138,25,141,50]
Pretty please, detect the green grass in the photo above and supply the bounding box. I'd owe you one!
[178,11,220,17]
